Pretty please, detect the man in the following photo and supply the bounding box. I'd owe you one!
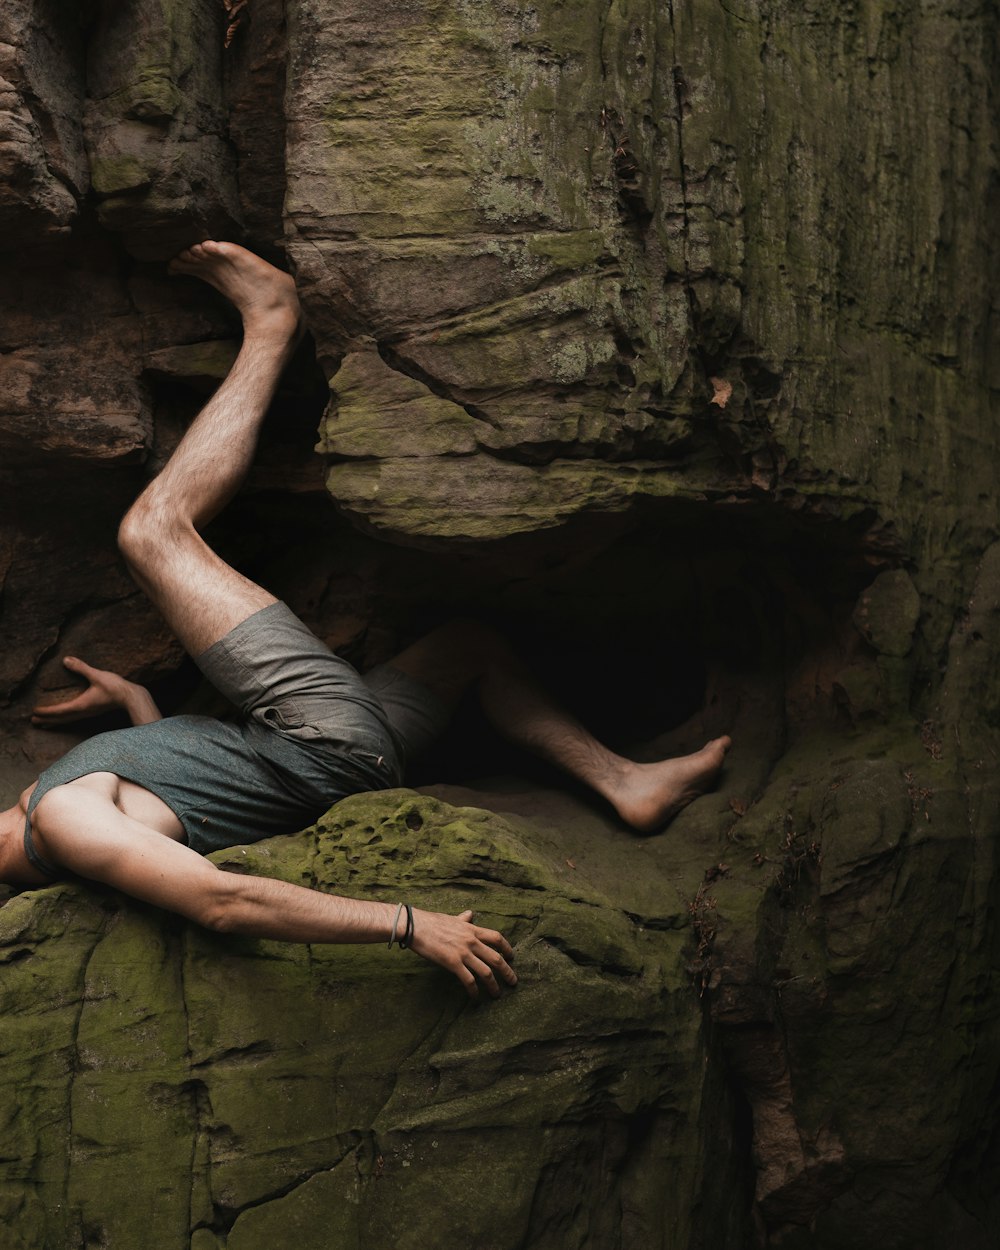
[0,242,730,998]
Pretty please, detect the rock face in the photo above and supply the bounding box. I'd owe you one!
[1,792,747,1249]
[1,3,998,1249]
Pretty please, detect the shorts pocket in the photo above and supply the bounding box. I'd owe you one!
[254,700,306,732]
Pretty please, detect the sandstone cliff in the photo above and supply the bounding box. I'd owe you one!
[1,3,998,1247]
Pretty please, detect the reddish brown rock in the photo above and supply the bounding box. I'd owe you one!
[0,1,87,247]
[0,5,998,1250]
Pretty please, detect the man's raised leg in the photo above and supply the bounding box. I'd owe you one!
[118,242,302,657]
[386,621,731,833]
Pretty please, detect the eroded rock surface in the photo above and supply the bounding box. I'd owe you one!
[1,792,740,1249]
[0,0,87,248]
[1,3,998,1248]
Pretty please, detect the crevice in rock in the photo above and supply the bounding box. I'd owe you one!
[622,909,690,932]
[64,904,113,1223]
[456,868,546,891]
[665,3,693,295]
[540,934,640,978]
[374,339,499,427]
[201,1147,356,1235]
[189,1040,275,1070]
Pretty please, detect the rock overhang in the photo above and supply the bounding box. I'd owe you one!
[0,1,998,1246]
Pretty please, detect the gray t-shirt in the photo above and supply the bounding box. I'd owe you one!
[24,713,394,878]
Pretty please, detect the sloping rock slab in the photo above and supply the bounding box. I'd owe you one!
[0,791,734,1250]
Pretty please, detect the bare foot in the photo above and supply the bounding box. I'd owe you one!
[168,240,301,342]
[609,736,732,833]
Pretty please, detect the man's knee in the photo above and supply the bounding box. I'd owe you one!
[117,501,154,569]
[385,618,513,712]
[118,497,186,571]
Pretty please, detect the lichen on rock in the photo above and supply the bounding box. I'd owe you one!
[1,2,998,1248]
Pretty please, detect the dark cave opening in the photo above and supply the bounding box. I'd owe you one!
[404,510,877,789]
[205,481,885,798]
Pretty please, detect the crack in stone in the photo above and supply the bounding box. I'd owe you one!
[622,909,689,932]
[540,934,642,978]
[665,1,696,334]
[210,1149,356,1233]
[374,339,500,428]
[189,1040,275,1070]
[178,922,210,1242]
[64,903,112,1223]
[373,1006,453,1131]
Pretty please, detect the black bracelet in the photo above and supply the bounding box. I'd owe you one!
[387,902,405,949]
[399,904,414,950]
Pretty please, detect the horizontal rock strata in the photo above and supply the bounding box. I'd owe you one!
[1,2,998,1247]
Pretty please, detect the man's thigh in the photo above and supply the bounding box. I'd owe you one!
[361,664,452,767]
[196,602,393,750]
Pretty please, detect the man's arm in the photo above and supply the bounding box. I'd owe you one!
[32,657,163,727]
[31,784,516,999]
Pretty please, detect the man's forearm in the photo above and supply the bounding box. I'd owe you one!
[217,872,398,943]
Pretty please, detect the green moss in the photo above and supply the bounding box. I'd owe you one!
[190,1231,222,1250]
[320,351,479,459]
[119,73,183,122]
[526,229,604,269]
[90,153,153,195]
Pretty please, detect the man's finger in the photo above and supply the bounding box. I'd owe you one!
[467,956,502,999]
[476,926,514,959]
[65,657,112,683]
[456,964,480,1000]
[34,690,89,709]
[474,941,517,986]
[32,697,85,719]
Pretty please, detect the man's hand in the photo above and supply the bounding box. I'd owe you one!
[408,907,517,1000]
[32,657,163,727]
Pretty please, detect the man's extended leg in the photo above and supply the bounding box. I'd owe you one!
[117,241,301,656]
[385,621,730,833]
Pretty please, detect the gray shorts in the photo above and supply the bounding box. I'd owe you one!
[195,601,450,784]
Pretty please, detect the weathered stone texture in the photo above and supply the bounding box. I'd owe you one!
[0,793,741,1248]
[0,0,88,247]
[288,0,998,596]
[1,2,998,1248]
[83,0,243,258]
